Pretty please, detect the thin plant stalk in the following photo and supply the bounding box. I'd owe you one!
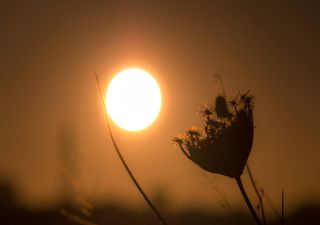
[235,176,262,225]
[246,164,267,225]
[94,73,167,225]
[263,190,281,219]
[178,142,262,225]
[281,188,284,225]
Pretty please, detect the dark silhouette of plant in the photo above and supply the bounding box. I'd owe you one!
[174,90,263,225]
[94,72,167,225]
[246,164,267,225]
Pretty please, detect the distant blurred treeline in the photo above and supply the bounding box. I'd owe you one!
[0,180,319,225]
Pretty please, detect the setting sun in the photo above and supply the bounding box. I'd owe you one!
[105,68,162,131]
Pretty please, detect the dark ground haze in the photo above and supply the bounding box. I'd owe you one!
[1,179,319,225]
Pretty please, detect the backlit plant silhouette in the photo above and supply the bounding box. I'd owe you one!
[174,90,263,225]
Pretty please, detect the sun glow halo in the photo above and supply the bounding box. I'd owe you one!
[106,68,162,131]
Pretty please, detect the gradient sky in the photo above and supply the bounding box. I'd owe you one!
[1,0,320,217]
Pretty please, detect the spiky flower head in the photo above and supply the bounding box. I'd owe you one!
[173,91,254,178]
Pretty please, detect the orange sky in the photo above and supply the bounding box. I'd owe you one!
[1,1,320,217]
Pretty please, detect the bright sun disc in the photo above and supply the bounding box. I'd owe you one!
[106,68,162,131]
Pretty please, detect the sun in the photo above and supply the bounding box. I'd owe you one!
[105,68,162,132]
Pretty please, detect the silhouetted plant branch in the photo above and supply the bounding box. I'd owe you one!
[246,164,267,225]
[173,88,263,225]
[94,72,168,225]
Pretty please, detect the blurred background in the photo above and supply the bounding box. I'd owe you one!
[1,1,319,224]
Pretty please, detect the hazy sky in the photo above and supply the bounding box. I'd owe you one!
[1,0,320,217]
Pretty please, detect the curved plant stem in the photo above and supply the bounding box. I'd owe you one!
[95,73,167,225]
[246,164,267,225]
[235,176,262,225]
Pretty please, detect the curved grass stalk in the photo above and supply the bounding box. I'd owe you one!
[94,72,167,225]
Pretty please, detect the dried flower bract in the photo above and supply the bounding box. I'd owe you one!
[174,92,254,178]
